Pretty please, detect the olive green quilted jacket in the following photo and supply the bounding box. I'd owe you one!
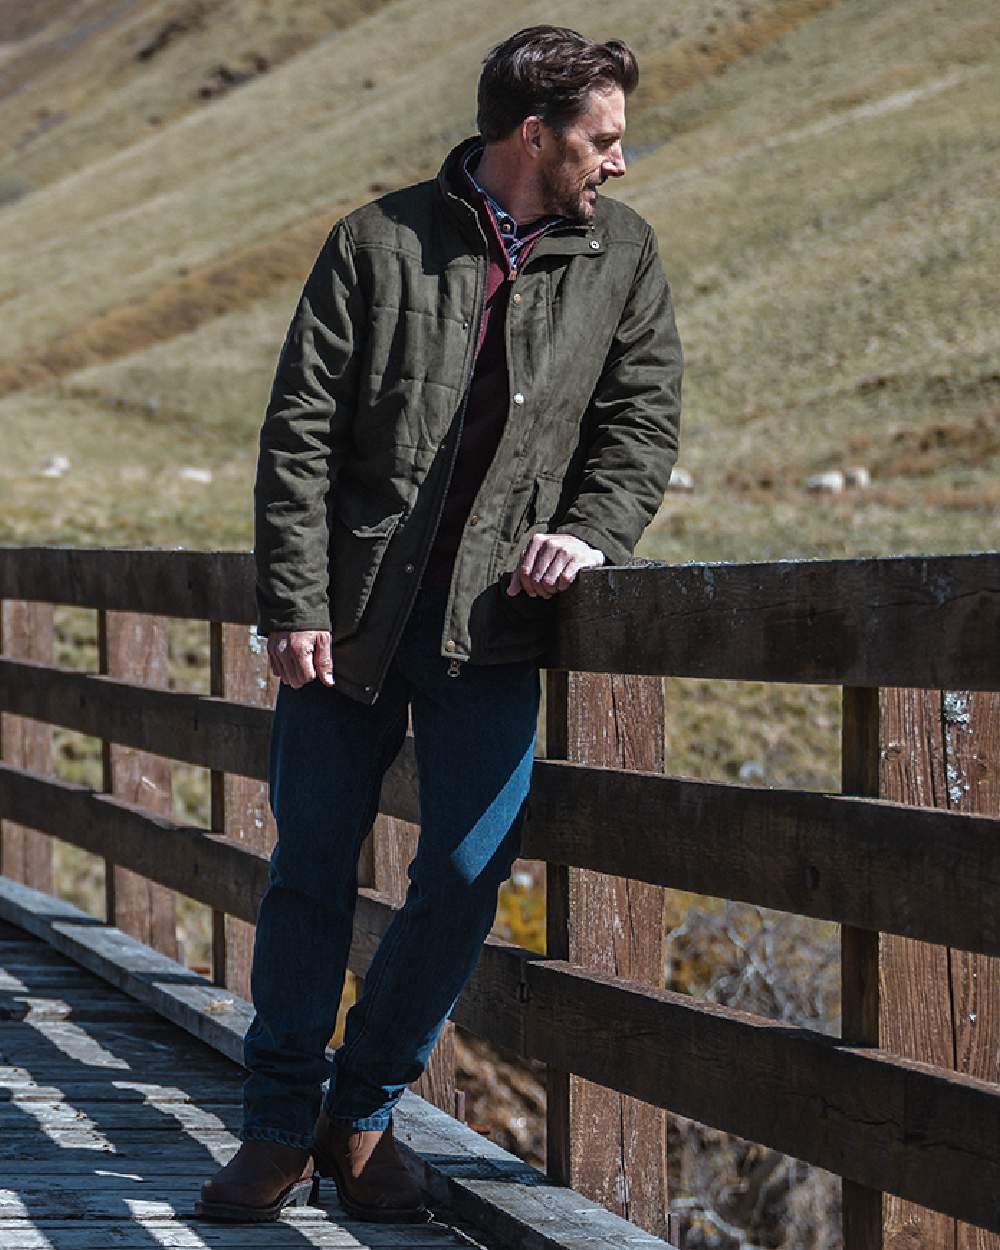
[253,135,683,705]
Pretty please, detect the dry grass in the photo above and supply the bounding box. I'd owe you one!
[2,2,998,1244]
[0,201,361,397]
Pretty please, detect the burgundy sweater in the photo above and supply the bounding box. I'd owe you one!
[421,161,558,590]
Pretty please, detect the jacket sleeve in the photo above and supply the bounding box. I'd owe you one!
[553,222,683,566]
[253,219,364,636]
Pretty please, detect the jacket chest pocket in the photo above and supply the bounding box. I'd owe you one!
[329,496,406,642]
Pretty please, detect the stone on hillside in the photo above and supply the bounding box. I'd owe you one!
[667,465,694,491]
[39,455,70,478]
[179,466,213,484]
[805,469,845,493]
[844,465,871,488]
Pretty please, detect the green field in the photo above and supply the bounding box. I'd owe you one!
[1,1,997,1243]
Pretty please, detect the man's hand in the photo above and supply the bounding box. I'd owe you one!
[506,533,606,599]
[266,630,335,688]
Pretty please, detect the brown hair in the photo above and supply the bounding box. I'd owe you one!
[476,25,639,143]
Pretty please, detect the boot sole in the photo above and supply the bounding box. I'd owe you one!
[194,1174,319,1222]
[313,1149,429,1224]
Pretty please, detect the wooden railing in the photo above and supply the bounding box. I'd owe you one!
[0,546,997,1249]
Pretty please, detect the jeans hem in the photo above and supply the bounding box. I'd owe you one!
[241,1124,314,1150]
[326,1109,394,1132]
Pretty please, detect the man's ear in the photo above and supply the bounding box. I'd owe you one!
[520,115,544,157]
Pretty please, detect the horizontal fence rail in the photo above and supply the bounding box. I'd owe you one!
[1,543,999,1244]
[1,546,998,686]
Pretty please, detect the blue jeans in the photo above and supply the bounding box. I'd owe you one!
[241,583,541,1147]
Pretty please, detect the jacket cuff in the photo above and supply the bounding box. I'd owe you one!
[255,616,332,638]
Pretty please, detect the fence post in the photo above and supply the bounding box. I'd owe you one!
[0,601,55,891]
[209,622,278,997]
[97,610,176,956]
[840,686,883,1250]
[877,687,999,1250]
[544,667,669,1237]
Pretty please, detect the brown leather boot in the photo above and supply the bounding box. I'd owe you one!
[195,1139,318,1222]
[312,1108,428,1222]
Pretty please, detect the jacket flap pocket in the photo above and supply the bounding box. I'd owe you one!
[332,488,405,539]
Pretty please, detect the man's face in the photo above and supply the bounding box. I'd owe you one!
[536,86,627,223]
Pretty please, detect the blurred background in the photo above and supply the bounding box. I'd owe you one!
[0,1,996,1245]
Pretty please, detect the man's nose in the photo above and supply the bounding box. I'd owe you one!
[603,142,627,178]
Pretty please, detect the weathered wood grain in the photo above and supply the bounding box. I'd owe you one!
[209,620,278,997]
[0,547,255,624]
[879,688,1000,1250]
[0,1220,478,1247]
[544,670,668,1237]
[0,990,160,1022]
[545,553,1000,687]
[840,686,886,1250]
[0,601,54,890]
[98,610,177,956]
[0,763,269,921]
[2,547,997,686]
[0,656,270,777]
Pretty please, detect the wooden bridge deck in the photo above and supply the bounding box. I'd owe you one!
[0,879,674,1250]
[0,917,495,1250]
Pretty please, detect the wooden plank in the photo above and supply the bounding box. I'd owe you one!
[0,1220,480,1247]
[1,546,997,686]
[544,670,668,1236]
[209,621,277,997]
[879,688,1000,1250]
[8,725,1000,960]
[0,656,271,777]
[98,610,177,957]
[0,1098,243,1131]
[521,761,1000,956]
[0,547,255,624]
[545,553,1000,688]
[0,763,269,921]
[840,686,884,1250]
[0,1077,244,1104]
[0,992,162,1022]
[0,601,54,890]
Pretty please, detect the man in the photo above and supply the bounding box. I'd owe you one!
[198,24,682,1224]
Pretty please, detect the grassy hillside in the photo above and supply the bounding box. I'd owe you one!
[2,3,996,1243]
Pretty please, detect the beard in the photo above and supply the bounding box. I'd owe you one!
[537,142,601,223]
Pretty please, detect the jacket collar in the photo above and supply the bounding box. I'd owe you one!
[436,136,603,259]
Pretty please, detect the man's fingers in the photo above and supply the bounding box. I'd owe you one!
[314,632,335,686]
[519,536,555,596]
[267,631,334,688]
[267,636,292,684]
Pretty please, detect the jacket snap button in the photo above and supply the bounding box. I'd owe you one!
[469,514,480,526]
[511,293,522,305]
[404,562,415,573]
[590,239,601,250]
[513,392,525,405]
[445,639,456,652]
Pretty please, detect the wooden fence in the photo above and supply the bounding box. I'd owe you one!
[0,545,997,1249]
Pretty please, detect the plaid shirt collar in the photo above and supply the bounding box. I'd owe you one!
[462,142,564,269]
